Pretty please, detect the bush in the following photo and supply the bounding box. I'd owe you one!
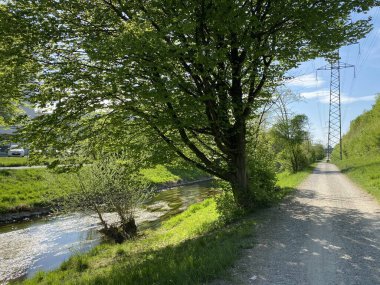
[62,154,151,242]
[215,181,245,224]
[215,138,278,216]
[247,141,278,206]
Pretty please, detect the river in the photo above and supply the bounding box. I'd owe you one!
[0,180,216,284]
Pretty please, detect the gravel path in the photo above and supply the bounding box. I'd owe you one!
[212,162,380,285]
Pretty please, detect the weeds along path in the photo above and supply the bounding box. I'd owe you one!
[212,162,380,285]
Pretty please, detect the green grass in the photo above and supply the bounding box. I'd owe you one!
[22,199,255,285]
[0,164,208,214]
[330,96,380,202]
[333,96,380,158]
[140,164,207,184]
[334,156,380,202]
[0,157,29,167]
[140,164,181,183]
[276,165,315,189]
[19,169,312,285]
[0,169,70,213]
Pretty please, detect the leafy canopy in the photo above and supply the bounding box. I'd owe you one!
[1,0,378,207]
[0,4,40,126]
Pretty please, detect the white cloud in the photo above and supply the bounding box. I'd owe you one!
[286,74,324,88]
[300,90,376,104]
[300,90,330,99]
[340,95,376,104]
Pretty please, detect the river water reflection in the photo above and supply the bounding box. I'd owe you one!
[0,180,216,284]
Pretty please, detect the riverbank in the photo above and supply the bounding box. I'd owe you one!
[0,164,209,224]
[0,157,29,167]
[0,178,212,225]
[0,181,216,283]
[19,167,313,285]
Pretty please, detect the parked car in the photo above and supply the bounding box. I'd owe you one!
[8,146,26,157]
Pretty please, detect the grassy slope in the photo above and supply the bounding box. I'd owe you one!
[332,96,380,201]
[334,157,380,201]
[21,169,311,285]
[0,169,71,213]
[140,164,207,184]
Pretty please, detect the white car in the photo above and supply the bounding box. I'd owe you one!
[8,147,26,157]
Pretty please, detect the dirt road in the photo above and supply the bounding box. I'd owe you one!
[213,162,380,285]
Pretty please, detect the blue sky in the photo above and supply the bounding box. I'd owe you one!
[285,7,380,145]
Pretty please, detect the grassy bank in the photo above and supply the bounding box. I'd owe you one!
[0,168,71,213]
[20,168,312,285]
[331,97,380,202]
[140,164,207,184]
[23,199,255,285]
[0,165,207,214]
[0,157,29,167]
[334,155,380,202]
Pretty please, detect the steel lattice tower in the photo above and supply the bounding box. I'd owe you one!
[317,53,354,161]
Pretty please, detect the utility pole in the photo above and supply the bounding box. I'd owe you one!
[317,51,355,162]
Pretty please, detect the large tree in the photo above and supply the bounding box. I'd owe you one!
[2,0,377,209]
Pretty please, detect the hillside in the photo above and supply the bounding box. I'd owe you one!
[332,95,380,201]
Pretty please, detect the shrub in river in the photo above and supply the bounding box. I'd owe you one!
[63,154,151,242]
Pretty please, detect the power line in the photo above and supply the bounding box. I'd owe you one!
[317,51,355,161]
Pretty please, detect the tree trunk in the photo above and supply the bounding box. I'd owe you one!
[122,217,137,239]
[229,124,253,210]
[231,156,252,210]
[94,204,108,230]
[290,148,298,173]
[115,207,137,239]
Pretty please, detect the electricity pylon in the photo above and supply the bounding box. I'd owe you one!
[317,52,355,161]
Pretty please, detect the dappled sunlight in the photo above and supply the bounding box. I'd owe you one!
[230,201,380,284]
[219,162,380,284]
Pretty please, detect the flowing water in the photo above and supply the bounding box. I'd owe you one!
[0,181,216,284]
